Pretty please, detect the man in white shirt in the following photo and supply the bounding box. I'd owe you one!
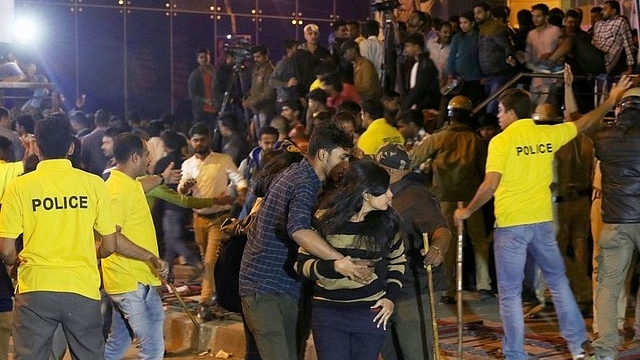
[359,20,384,80]
[178,123,247,320]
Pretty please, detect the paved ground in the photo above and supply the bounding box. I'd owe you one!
[8,264,639,359]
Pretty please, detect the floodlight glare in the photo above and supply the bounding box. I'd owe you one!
[14,17,38,43]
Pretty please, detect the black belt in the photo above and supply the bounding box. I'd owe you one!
[196,210,229,219]
[553,189,592,203]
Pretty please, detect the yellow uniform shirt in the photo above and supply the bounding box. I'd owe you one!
[102,170,160,294]
[487,119,577,227]
[0,159,115,300]
[357,118,405,155]
[0,160,24,204]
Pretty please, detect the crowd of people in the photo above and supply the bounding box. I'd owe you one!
[0,1,640,360]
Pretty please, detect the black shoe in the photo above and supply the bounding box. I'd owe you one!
[478,289,495,301]
[197,303,214,321]
[440,295,456,305]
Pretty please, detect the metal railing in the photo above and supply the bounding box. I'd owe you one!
[471,72,596,115]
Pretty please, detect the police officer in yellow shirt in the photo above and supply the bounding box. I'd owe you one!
[102,133,170,360]
[0,117,166,360]
[454,75,632,360]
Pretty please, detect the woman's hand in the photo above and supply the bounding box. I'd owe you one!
[371,298,394,330]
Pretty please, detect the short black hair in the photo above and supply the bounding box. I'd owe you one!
[493,5,511,20]
[15,114,35,134]
[362,20,380,38]
[282,99,304,114]
[531,4,550,15]
[340,39,359,53]
[499,88,532,119]
[336,101,361,115]
[459,11,475,22]
[566,9,581,19]
[332,19,348,30]
[307,119,354,157]
[189,122,211,138]
[604,0,620,14]
[104,126,126,140]
[69,111,88,128]
[591,6,603,14]
[283,39,298,50]
[307,88,328,103]
[473,1,492,13]
[314,63,337,76]
[320,73,343,93]
[252,45,268,55]
[95,109,111,126]
[404,33,425,49]
[160,130,187,151]
[113,132,146,164]
[257,126,279,138]
[361,99,385,119]
[217,112,245,133]
[0,107,9,119]
[35,117,74,159]
[146,119,165,137]
[196,47,210,55]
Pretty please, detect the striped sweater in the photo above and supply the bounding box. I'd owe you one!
[296,221,406,307]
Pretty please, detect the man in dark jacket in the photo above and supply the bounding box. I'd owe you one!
[473,2,515,114]
[401,33,440,112]
[376,143,451,360]
[591,87,640,360]
[243,45,276,140]
[188,47,217,125]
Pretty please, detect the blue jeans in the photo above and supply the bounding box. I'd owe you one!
[494,222,586,360]
[105,284,165,360]
[483,75,511,114]
[312,304,386,360]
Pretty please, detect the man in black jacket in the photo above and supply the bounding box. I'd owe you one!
[591,88,640,360]
[401,33,440,112]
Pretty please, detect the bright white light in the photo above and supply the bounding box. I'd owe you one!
[226,34,232,39]
[14,17,39,43]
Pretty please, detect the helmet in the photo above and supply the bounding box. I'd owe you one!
[620,87,640,113]
[447,96,473,112]
[447,96,472,118]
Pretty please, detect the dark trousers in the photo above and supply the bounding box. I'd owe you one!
[312,305,386,360]
[13,291,103,360]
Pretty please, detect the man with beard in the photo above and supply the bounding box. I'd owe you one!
[188,47,217,126]
[591,0,634,75]
[178,123,247,320]
[426,21,452,87]
[473,2,516,114]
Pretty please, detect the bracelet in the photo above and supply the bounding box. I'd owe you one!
[158,174,165,185]
[429,245,442,255]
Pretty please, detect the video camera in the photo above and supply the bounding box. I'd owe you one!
[371,0,399,12]
[223,35,253,64]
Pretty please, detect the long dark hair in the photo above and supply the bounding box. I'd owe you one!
[316,160,400,252]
